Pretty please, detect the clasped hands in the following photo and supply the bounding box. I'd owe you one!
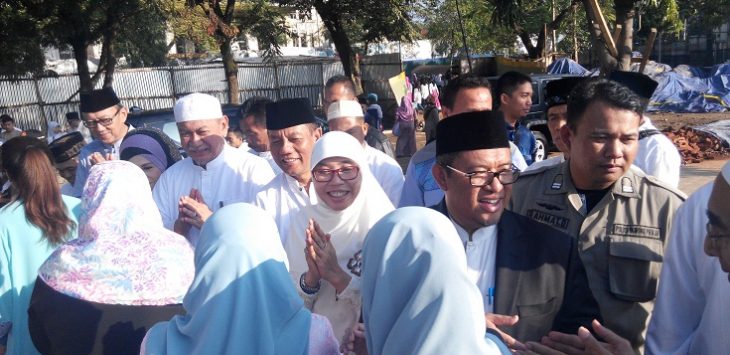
[302,218,351,294]
[174,188,213,235]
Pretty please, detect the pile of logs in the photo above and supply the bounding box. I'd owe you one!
[664,126,729,164]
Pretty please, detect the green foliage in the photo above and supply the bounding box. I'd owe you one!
[0,3,45,78]
[676,0,730,31]
[235,1,290,58]
[115,0,171,67]
[164,0,218,52]
[638,0,683,37]
[413,0,516,56]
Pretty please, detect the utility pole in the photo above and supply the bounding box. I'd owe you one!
[454,0,472,72]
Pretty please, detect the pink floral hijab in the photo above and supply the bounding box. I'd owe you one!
[39,160,194,306]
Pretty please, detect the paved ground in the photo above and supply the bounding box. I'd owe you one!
[679,157,728,195]
[387,130,725,197]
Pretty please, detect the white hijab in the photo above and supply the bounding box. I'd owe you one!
[287,131,394,281]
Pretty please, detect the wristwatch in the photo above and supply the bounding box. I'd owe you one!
[300,273,321,295]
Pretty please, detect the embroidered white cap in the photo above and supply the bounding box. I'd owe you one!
[326,100,364,121]
[174,93,224,123]
[722,160,730,184]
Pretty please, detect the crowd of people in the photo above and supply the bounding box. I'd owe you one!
[0,69,726,355]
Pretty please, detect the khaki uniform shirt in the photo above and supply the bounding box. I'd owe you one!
[508,161,685,351]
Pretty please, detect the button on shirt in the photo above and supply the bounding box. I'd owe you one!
[153,145,275,246]
[451,219,498,313]
[255,173,318,246]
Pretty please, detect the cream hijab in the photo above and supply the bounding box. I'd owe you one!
[287,131,394,282]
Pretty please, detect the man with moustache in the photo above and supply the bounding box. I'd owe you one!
[399,75,527,208]
[70,87,133,197]
[509,79,685,352]
[255,98,322,245]
[430,110,599,347]
[153,93,274,246]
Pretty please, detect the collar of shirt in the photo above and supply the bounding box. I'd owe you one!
[193,143,229,171]
[450,215,498,247]
[284,173,317,203]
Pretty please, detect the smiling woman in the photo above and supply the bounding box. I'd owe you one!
[119,128,182,189]
[284,131,394,343]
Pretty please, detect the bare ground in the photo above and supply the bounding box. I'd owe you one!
[650,112,730,130]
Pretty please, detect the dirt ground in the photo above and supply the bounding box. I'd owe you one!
[650,111,730,130]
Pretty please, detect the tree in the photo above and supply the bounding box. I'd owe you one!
[485,0,583,59]
[414,0,516,57]
[675,0,730,65]
[0,2,45,78]
[275,0,416,92]
[581,0,682,72]
[188,0,288,104]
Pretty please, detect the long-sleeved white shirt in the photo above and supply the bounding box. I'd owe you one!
[646,183,730,354]
[153,145,274,246]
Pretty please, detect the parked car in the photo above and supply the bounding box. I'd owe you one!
[489,74,583,163]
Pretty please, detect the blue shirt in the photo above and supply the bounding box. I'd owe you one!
[505,122,536,166]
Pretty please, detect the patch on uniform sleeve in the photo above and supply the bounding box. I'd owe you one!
[551,174,563,190]
[527,209,570,230]
[610,224,661,238]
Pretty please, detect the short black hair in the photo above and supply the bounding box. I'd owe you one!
[495,71,532,100]
[566,78,644,130]
[1,114,14,124]
[440,75,492,110]
[325,75,355,94]
[227,128,243,139]
[435,152,459,174]
[240,96,272,126]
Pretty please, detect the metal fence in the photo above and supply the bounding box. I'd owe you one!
[0,54,403,131]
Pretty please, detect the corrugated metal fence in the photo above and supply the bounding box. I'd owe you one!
[0,54,402,131]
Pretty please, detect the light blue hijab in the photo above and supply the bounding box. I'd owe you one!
[361,207,510,355]
[141,203,311,355]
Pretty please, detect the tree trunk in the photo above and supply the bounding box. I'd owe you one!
[221,37,239,104]
[101,29,117,88]
[72,39,93,92]
[518,30,540,58]
[614,0,636,70]
[582,0,617,74]
[318,10,362,93]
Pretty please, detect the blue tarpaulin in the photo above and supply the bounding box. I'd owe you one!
[547,58,589,75]
[648,63,730,113]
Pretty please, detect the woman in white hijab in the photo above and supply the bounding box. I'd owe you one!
[141,203,340,355]
[360,207,510,355]
[286,131,394,343]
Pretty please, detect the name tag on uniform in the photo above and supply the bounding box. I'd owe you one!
[527,209,570,230]
[610,224,661,238]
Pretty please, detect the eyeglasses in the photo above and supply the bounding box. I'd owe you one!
[444,165,520,187]
[312,166,360,182]
[83,107,121,128]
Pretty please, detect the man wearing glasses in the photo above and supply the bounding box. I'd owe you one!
[430,110,599,348]
[509,79,685,353]
[70,87,133,197]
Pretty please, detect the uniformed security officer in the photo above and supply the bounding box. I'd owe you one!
[508,78,685,352]
[609,71,681,188]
